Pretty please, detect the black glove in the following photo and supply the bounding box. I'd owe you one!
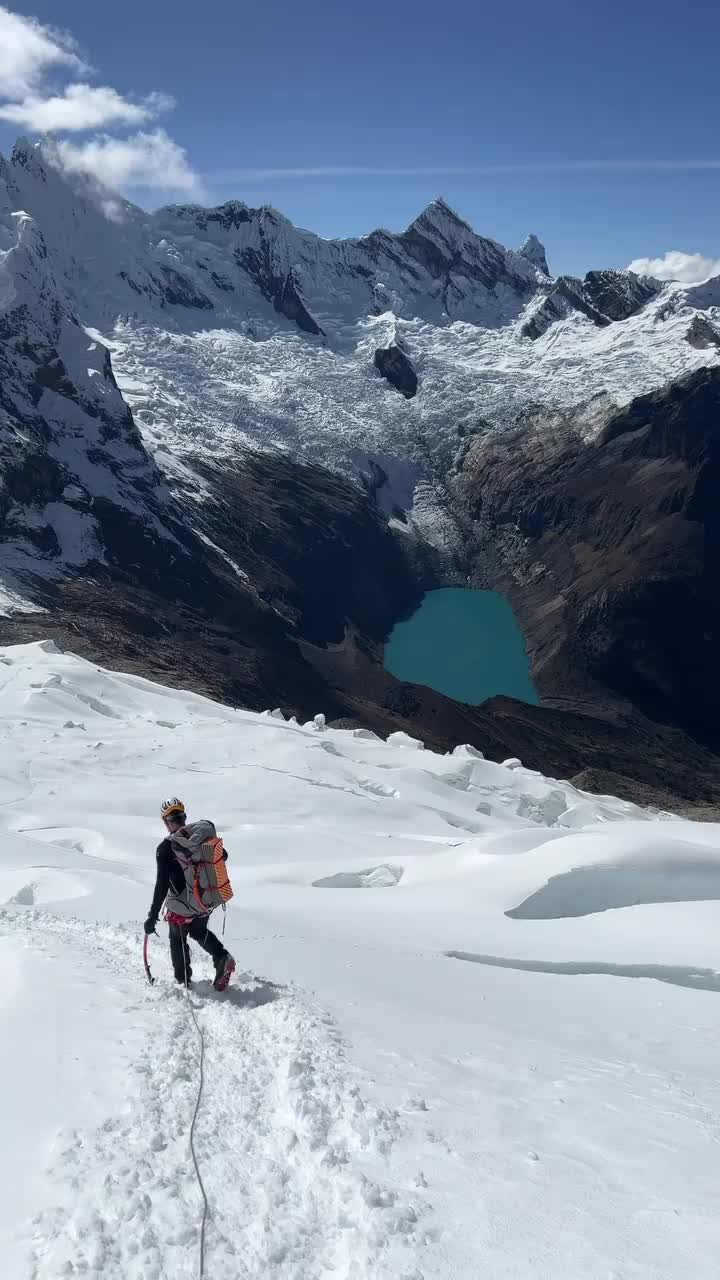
[144,917,157,936]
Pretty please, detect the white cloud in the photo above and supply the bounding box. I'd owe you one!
[0,5,87,97]
[56,129,201,197]
[0,6,199,202]
[0,83,174,131]
[627,250,720,285]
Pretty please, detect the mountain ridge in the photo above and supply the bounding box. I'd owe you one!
[2,131,719,609]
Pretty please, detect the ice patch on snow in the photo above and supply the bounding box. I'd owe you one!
[313,864,404,889]
[446,951,720,994]
[507,851,720,919]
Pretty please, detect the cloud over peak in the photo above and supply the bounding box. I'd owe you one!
[0,4,197,200]
[56,129,201,196]
[627,249,720,285]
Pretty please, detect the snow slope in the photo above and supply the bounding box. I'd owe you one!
[2,640,720,1278]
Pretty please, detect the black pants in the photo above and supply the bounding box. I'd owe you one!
[169,915,226,982]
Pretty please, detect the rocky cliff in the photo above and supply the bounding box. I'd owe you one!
[453,366,720,755]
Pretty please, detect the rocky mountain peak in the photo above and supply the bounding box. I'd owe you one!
[582,268,661,322]
[518,234,549,276]
[10,137,50,184]
[409,198,474,239]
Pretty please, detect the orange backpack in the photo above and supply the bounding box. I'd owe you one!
[166,821,234,920]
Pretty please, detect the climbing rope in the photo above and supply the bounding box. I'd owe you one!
[143,926,213,1276]
[181,936,210,1280]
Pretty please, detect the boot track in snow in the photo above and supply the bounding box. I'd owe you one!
[1,908,425,1279]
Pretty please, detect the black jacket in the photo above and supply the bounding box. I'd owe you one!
[148,838,186,922]
[148,835,229,923]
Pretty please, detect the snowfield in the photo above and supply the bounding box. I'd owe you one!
[2,641,720,1278]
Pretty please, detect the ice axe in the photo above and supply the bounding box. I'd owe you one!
[143,931,155,985]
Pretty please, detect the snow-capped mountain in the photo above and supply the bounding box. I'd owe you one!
[2,135,719,515]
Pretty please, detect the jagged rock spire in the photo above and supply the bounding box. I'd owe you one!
[518,234,549,276]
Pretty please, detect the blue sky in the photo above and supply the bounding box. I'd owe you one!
[0,0,718,277]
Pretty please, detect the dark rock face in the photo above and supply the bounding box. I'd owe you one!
[546,276,611,326]
[211,271,234,292]
[156,267,213,310]
[453,366,720,754]
[582,269,659,321]
[275,270,323,335]
[374,343,418,398]
[185,201,253,232]
[235,244,323,336]
[118,270,147,297]
[397,199,536,304]
[521,276,609,339]
[186,451,422,646]
[520,290,570,340]
[521,270,659,339]
[686,314,720,350]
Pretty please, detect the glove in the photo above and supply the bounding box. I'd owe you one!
[143,917,157,936]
